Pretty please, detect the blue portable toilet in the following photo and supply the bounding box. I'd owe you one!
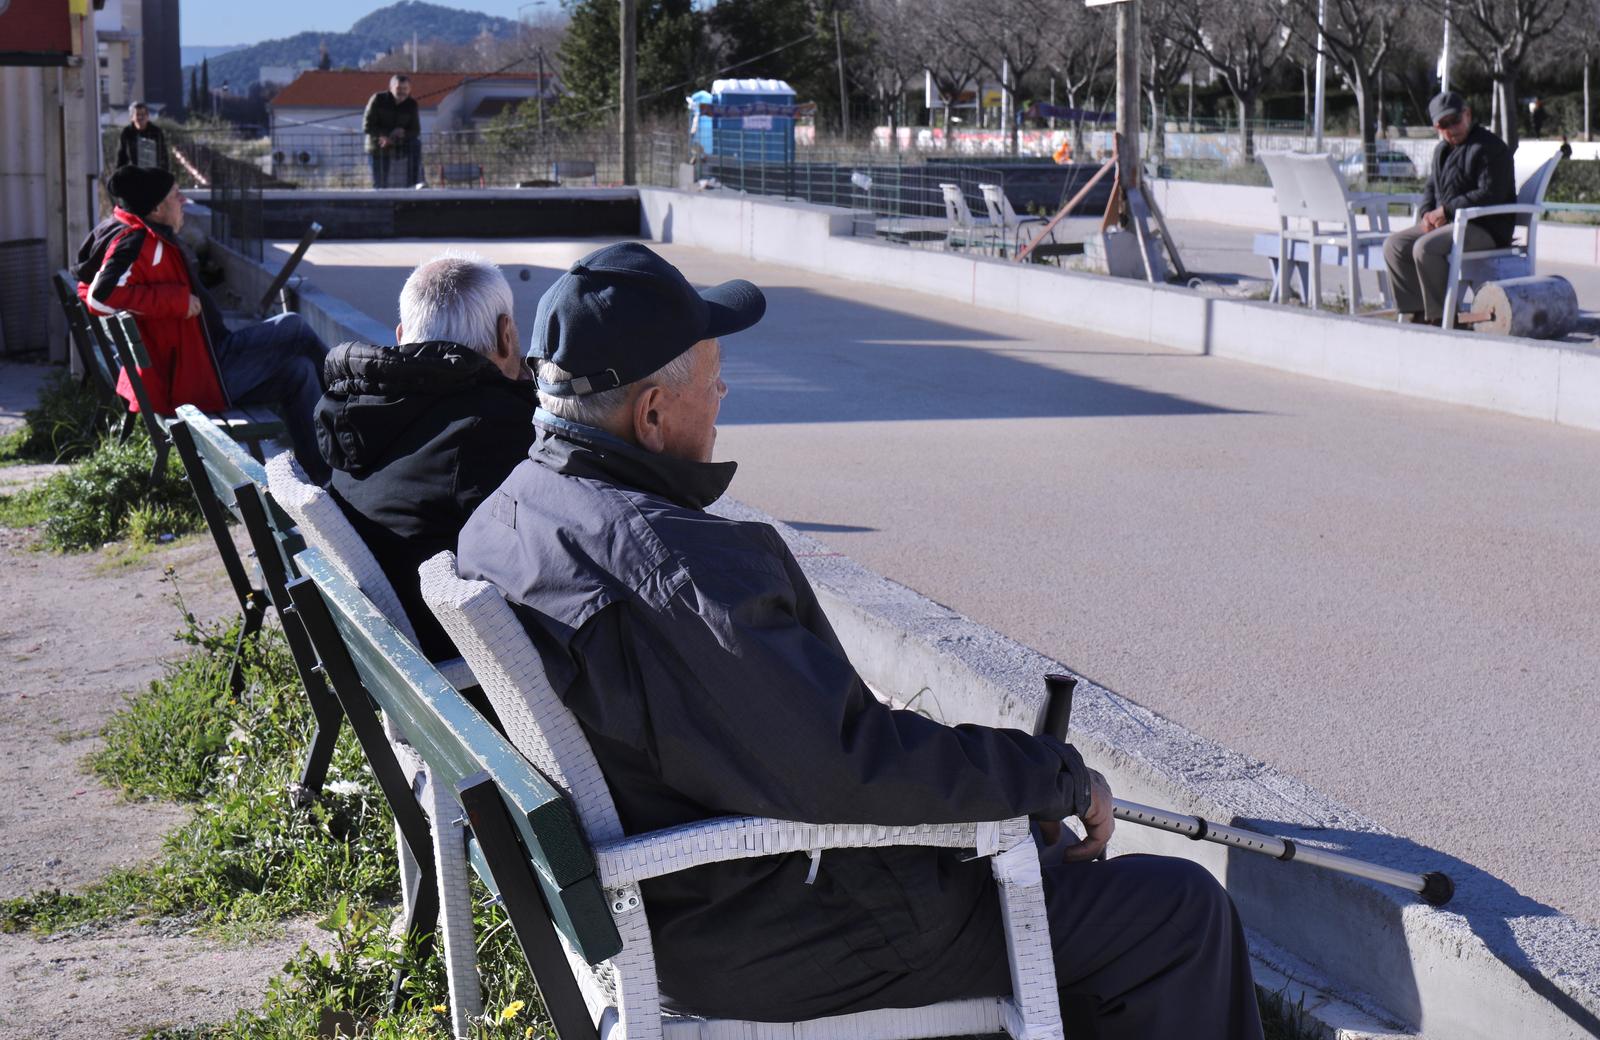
[688,78,797,163]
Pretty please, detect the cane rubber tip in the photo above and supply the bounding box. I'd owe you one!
[1420,871,1455,907]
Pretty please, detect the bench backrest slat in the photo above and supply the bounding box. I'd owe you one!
[174,404,267,515]
[294,547,622,964]
[54,270,121,395]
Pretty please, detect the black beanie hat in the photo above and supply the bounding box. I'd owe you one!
[108,165,177,217]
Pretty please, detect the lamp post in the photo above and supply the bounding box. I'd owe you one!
[1312,0,1326,151]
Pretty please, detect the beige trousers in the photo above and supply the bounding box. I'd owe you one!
[1382,221,1498,321]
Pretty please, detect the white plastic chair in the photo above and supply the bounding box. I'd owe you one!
[419,550,1067,1040]
[1441,154,1562,330]
[940,182,999,254]
[264,452,485,1033]
[979,182,1054,258]
[1288,152,1399,313]
[1259,152,1315,304]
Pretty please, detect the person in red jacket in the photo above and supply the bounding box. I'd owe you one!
[75,165,332,483]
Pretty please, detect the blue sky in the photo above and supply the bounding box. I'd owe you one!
[182,1,556,47]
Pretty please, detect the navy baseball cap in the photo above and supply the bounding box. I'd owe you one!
[1429,91,1466,125]
[531,242,766,397]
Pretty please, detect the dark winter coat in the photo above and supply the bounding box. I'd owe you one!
[456,413,1092,1020]
[1422,124,1518,247]
[74,208,230,414]
[116,123,169,170]
[361,90,421,154]
[315,341,535,661]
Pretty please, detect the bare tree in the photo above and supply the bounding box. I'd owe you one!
[951,0,1054,155]
[920,0,987,135]
[857,0,927,149]
[1172,0,1292,161]
[1419,0,1575,152]
[1144,0,1196,161]
[1044,0,1116,157]
[1279,0,1411,174]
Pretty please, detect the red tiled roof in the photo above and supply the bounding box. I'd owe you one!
[269,69,545,110]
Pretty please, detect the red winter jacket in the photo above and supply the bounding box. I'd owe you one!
[74,208,229,414]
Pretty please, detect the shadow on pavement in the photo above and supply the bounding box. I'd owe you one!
[720,286,1249,425]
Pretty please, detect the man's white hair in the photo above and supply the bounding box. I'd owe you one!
[538,348,699,428]
[398,252,513,357]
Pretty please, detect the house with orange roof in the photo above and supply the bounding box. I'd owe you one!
[267,69,553,172]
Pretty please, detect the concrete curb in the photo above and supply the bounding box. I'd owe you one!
[636,187,1600,434]
[708,496,1600,1038]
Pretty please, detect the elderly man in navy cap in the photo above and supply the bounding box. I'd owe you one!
[1382,92,1516,325]
[457,243,1262,1039]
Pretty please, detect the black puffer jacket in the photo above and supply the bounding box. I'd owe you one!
[315,341,535,661]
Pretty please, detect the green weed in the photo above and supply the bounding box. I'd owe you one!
[0,430,203,551]
[0,368,107,466]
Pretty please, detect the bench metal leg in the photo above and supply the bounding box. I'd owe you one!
[286,574,441,970]
[228,595,266,695]
[459,778,599,1040]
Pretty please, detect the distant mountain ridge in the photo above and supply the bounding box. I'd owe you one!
[190,1,518,89]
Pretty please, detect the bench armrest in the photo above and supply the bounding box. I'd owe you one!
[592,815,1032,887]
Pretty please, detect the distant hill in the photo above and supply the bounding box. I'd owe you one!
[190,1,519,89]
[181,44,246,68]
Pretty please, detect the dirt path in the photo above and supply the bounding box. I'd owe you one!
[0,386,320,1037]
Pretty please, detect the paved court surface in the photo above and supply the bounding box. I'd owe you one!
[280,236,1600,930]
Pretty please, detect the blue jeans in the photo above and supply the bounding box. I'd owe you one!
[215,312,331,484]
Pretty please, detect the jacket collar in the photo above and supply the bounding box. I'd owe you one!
[114,207,176,244]
[532,408,736,510]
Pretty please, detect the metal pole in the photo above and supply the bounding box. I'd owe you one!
[537,48,546,135]
[834,5,850,140]
[1586,54,1592,143]
[1312,0,1327,151]
[620,0,637,185]
[1440,1,1452,95]
[1115,0,1141,186]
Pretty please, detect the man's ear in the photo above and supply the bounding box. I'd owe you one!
[496,314,516,359]
[394,323,404,344]
[632,385,667,453]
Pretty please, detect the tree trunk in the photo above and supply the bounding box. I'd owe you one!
[1239,95,1256,162]
[1354,75,1375,180]
[1586,55,1592,143]
[1150,87,1166,161]
[1498,72,1519,153]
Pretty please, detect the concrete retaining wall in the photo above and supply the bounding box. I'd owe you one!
[711,497,1600,1039]
[638,187,1600,433]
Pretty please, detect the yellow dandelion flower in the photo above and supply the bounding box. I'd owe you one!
[500,1000,526,1023]
[525,1029,535,1039]
[432,1003,448,1014]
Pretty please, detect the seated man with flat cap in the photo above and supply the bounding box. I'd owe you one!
[1383,92,1516,326]
[75,165,333,481]
[457,243,1264,1039]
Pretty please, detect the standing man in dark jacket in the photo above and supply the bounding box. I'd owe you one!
[115,102,169,170]
[362,74,421,188]
[457,243,1263,1038]
[316,254,534,660]
[1383,92,1516,325]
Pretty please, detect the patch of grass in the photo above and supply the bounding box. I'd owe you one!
[0,430,203,551]
[1,619,396,936]
[1258,983,1319,1040]
[0,368,108,466]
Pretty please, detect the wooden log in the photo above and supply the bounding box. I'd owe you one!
[1470,276,1579,339]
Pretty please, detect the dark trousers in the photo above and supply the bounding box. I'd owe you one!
[215,312,330,484]
[1382,221,1499,321]
[819,853,1264,1040]
[370,149,392,189]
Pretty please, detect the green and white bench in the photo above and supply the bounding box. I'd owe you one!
[99,312,285,485]
[289,546,618,1040]
[168,404,345,795]
[52,270,125,429]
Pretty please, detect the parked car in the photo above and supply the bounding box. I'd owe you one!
[1338,150,1419,183]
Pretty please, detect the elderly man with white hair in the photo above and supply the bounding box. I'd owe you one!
[315,252,534,661]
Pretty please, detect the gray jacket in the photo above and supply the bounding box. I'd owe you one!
[456,413,1091,1020]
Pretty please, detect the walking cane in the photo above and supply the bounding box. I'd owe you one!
[1039,674,1455,907]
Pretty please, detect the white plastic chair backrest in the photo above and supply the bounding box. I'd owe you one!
[265,451,421,647]
[418,551,625,846]
[1514,154,1560,228]
[940,182,979,226]
[978,182,1007,226]
[1259,152,1308,222]
[1291,153,1355,226]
